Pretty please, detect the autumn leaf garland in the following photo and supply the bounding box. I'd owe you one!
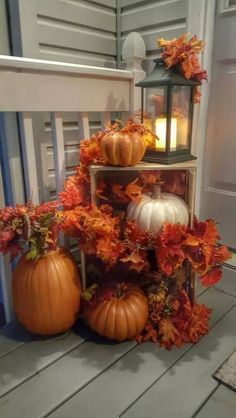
[56,124,231,286]
[158,34,208,103]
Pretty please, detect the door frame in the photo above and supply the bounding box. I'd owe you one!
[187,0,216,216]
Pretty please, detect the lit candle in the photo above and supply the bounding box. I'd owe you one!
[155,118,177,151]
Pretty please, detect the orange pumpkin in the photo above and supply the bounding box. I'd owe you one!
[12,247,81,336]
[87,283,148,341]
[101,131,146,166]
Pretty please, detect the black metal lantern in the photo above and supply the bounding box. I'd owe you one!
[136,58,200,164]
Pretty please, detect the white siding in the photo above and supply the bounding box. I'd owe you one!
[120,0,187,72]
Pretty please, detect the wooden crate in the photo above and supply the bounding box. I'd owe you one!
[90,161,197,226]
[80,161,197,303]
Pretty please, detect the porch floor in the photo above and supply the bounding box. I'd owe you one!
[0,285,236,418]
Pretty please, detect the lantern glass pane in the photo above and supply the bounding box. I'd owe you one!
[171,85,191,151]
[144,87,168,152]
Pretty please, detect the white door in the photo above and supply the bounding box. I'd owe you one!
[200,0,236,251]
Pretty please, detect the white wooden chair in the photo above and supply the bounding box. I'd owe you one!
[0,32,146,323]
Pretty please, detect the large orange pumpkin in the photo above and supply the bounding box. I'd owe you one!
[12,247,81,336]
[87,283,148,341]
[101,131,146,166]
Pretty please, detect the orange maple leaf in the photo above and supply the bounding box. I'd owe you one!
[158,318,182,349]
[59,183,86,210]
[121,250,146,273]
[125,179,143,203]
[96,236,121,264]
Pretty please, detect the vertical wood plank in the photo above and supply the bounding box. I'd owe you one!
[77,112,90,288]
[19,112,40,204]
[78,112,90,140]
[50,112,66,194]
[2,113,25,204]
[80,251,87,291]
[0,166,14,323]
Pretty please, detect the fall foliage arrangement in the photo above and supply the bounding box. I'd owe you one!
[158,33,207,103]
[0,35,231,348]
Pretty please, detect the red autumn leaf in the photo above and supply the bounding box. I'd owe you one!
[213,245,232,264]
[136,322,158,344]
[199,266,222,287]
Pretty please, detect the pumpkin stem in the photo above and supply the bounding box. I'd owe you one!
[152,184,162,199]
[115,283,126,299]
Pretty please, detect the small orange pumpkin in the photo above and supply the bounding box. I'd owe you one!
[101,131,146,166]
[87,283,148,341]
[12,247,81,336]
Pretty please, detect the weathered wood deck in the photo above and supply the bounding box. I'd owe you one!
[0,284,236,418]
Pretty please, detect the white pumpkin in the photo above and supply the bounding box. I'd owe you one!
[127,185,189,234]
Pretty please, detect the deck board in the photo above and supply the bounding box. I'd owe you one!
[121,306,236,418]
[0,335,136,417]
[194,385,236,418]
[0,321,91,397]
[0,322,33,359]
[45,288,235,418]
[0,287,234,418]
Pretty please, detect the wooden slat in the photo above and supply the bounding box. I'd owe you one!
[122,0,186,32]
[91,0,116,7]
[0,71,131,112]
[46,289,234,418]
[50,112,66,193]
[215,265,236,297]
[38,45,117,68]
[18,112,40,203]
[0,337,135,417]
[47,144,80,171]
[80,251,87,292]
[0,322,33,359]
[0,167,14,324]
[0,0,10,54]
[78,112,90,140]
[37,0,116,33]
[38,26,116,57]
[139,24,186,52]
[0,322,91,398]
[0,56,133,78]
[194,385,236,418]
[121,309,236,417]
[0,255,13,324]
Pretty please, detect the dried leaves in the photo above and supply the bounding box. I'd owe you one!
[0,201,59,260]
[159,34,208,103]
[137,289,211,350]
